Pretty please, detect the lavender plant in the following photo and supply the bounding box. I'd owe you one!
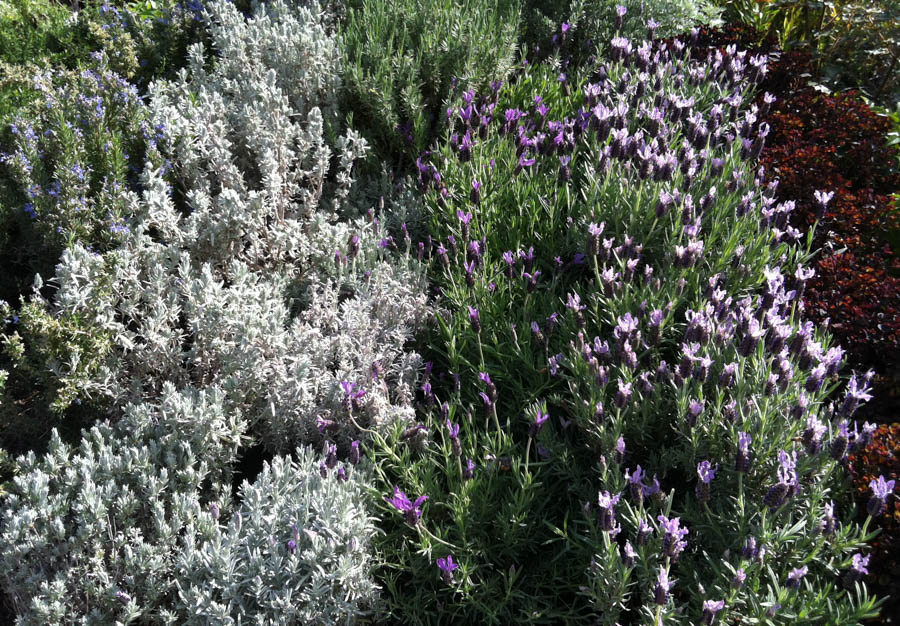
[371,15,884,624]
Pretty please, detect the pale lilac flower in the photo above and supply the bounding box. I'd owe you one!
[786,565,807,590]
[654,568,673,605]
[868,475,896,517]
[841,371,874,417]
[623,540,637,568]
[732,568,746,590]
[701,599,725,625]
[658,515,689,561]
[736,432,751,473]
[696,461,718,503]
[597,491,621,532]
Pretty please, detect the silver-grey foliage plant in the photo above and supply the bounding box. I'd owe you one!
[0,0,434,621]
[29,0,430,448]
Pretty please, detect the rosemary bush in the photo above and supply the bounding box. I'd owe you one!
[340,0,521,168]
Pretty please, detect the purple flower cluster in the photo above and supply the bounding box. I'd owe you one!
[386,486,428,526]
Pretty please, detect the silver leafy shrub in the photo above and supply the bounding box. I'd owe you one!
[0,0,431,621]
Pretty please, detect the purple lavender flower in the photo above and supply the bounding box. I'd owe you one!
[386,486,428,526]
[615,436,626,464]
[468,306,481,333]
[319,461,328,478]
[695,461,718,503]
[447,419,462,457]
[337,466,348,482]
[841,371,873,417]
[626,465,647,505]
[739,318,763,357]
[802,416,826,455]
[742,536,760,561]
[786,565,807,590]
[614,379,632,409]
[868,475,896,517]
[658,515,689,561]
[763,450,798,510]
[470,179,482,205]
[845,553,870,586]
[636,518,653,545]
[701,599,725,625]
[463,458,476,480]
[654,568,673,605]
[349,440,361,466]
[732,568,747,590]
[588,222,605,256]
[823,346,845,377]
[316,416,336,433]
[792,393,810,421]
[819,500,836,536]
[597,491,621,532]
[615,4,627,31]
[479,372,498,402]
[719,362,738,388]
[805,364,827,394]
[437,554,459,584]
[830,420,851,461]
[623,541,637,568]
[678,342,699,380]
[479,392,494,418]
[530,408,550,438]
[325,441,338,469]
[736,432,752,473]
[687,398,704,427]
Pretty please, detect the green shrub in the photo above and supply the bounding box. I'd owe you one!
[340,0,521,170]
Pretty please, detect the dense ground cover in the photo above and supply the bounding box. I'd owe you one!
[0,0,897,623]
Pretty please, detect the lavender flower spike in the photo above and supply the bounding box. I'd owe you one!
[597,491,621,532]
[736,431,751,473]
[701,599,725,625]
[530,408,550,438]
[658,515,689,561]
[867,475,896,517]
[467,306,481,333]
[654,567,673,606]
[437,554,459,584]
[386,486,428,526]
[786,565,808,590]
[841,370,874,417]
[695,461,718,503]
